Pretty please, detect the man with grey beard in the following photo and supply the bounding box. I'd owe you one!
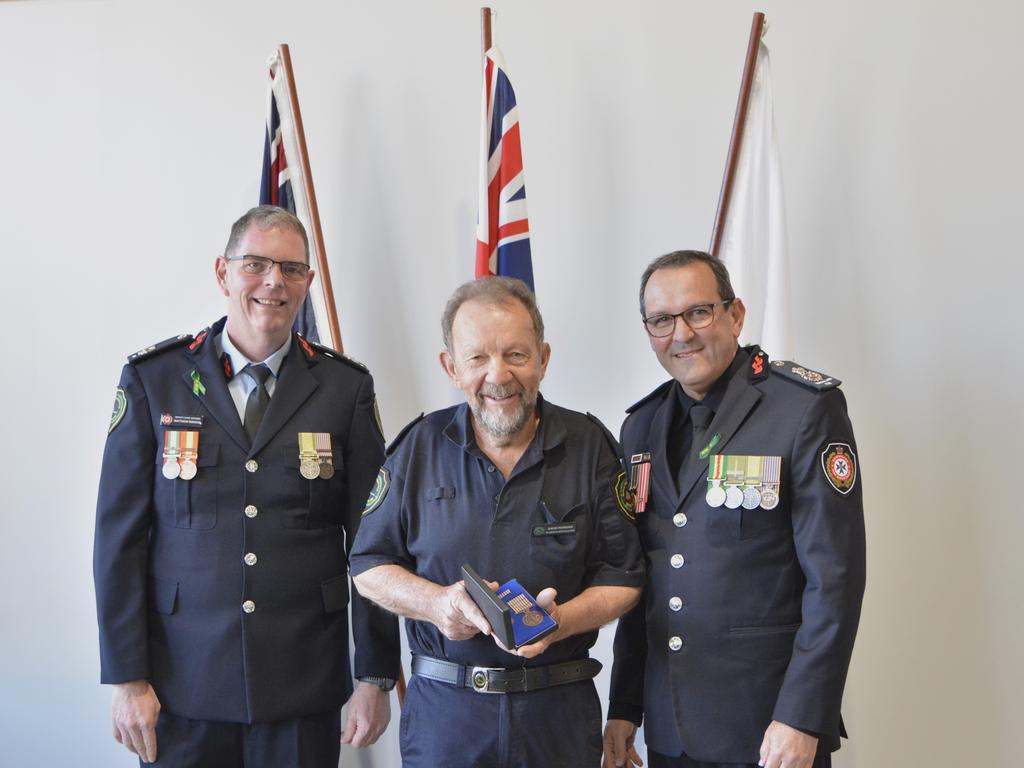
[350,277,644,767]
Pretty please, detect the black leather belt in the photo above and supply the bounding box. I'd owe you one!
[411,654,602,694]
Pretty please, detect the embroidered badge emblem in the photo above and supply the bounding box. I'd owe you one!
[363,467,390,515]
[821,442,857,495]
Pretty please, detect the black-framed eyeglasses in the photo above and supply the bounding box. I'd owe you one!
[226,254,310,282]
[643,300,733,338]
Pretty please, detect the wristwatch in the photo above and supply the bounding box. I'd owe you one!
[358,676,397,692]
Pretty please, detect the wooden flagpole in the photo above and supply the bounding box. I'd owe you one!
[709,12,766,258]
[481,7,492,60]
[277,44,344,353]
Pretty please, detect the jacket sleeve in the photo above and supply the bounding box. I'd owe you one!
[93,364,156,684]
[772,388,866,734]
[343,374,402,681]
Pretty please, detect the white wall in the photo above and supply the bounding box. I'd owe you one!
[1,0,1021,765]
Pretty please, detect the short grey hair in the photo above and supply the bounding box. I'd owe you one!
[441,277,545,352]
[224,205,310,264]
[639,250,735,317]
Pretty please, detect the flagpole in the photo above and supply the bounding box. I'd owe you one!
[277,44,344,353]
[709,12,766,258]
[481,7,492,58]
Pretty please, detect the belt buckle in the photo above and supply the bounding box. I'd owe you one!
[469,666,503,694]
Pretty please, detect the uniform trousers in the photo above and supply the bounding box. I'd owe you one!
[146,707,341,768]
[399,675,602,768]
[649,748,832,768]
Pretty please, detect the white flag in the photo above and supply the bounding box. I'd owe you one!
[718,41,793,361]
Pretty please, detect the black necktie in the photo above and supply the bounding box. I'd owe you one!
[243,364,271,440]
[689,404,713,458]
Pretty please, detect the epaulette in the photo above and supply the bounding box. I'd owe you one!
[625,381,674,414]
[586,412,622,456]
[770,360,841,391]
[127,333,193,364]
[386,413,425,456]
[297,335,370,374]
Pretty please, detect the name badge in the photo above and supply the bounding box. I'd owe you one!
[532,522,577,537]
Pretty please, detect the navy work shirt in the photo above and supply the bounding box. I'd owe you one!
[350,396,645,668]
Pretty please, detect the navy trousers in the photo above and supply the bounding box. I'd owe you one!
[145,708,341,768]
[649,748,832,768]
[399,675,602,768]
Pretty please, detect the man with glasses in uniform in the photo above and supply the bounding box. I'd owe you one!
[603,251,865,768]
[94,205,400,766]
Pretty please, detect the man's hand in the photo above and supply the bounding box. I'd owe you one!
[758,720,818,768]
[602,718,643,768]
[111,680,161,764]
[432,581,492,641]
[341,682,391,748]
[511,588,562,658]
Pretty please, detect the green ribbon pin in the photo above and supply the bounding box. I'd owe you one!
[191,369,206,396]
[698,433,721,460]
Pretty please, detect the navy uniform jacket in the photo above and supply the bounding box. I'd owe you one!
[94,317,400,723]
[608,347,866,762]
[350,396,645,668]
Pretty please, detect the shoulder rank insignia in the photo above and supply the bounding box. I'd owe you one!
[362,467,390,515]
[109,387,127,434]
[821,442,858,495]
[386,413,425,456]
[128,333,192,364]
[770,360,841,391]
[298,335,372,374]
[626,381,674,414]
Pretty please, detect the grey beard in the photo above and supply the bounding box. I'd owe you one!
[470,385,535,439]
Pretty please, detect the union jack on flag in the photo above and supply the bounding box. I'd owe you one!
[259,50,331,346]
[475,47,534,292]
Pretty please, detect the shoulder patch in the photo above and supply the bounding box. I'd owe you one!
[626,381,674,414]
[770,360,841,391]
[127,333,193,364]
[362,467,390,516]
[612,470,636,522]
[386,413,425,456]
[108,387,127,434]
[820,442,858,495]
[586,412,621,457]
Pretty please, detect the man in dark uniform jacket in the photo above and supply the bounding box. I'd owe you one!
[350,277,645,767]
[94,206,400,766]
[603,251,865,768]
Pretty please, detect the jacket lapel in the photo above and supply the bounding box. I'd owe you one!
[183,331,250,452]
[647,390,682,511]
[249,336,319,457]
[676,369,763,505]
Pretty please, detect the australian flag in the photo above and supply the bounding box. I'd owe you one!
[475,48,535,292]
[260,53,320,343]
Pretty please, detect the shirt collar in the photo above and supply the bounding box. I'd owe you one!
[217,326,291,380]
[442,393,566,455]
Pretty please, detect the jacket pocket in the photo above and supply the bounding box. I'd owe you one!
[281,445,345,529]
[321,574,350,614]
[528,502,587,571]
[149,576,179,615]
[725,622,800,661]
[171,444,220,530]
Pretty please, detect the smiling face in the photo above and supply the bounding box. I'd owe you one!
[643,263,745,400]
[440,298,550,444]
[215,224,313,357]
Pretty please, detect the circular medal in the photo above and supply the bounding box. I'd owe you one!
[724,485,744,509]
[706,483,727,508]
[522,610,542,627]
[179,460,198,481]
[300,459,321,480]
[162,460,181,480]
[760,488,779,510]
[741,485,761,509]
[318,461,335,480]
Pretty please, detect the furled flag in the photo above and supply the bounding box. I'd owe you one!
[259,49,332,347]
[717,41,793,360]
[475,47,535,292]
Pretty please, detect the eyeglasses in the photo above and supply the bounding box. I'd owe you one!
[226,254,310,282]
[643,300,733,338]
